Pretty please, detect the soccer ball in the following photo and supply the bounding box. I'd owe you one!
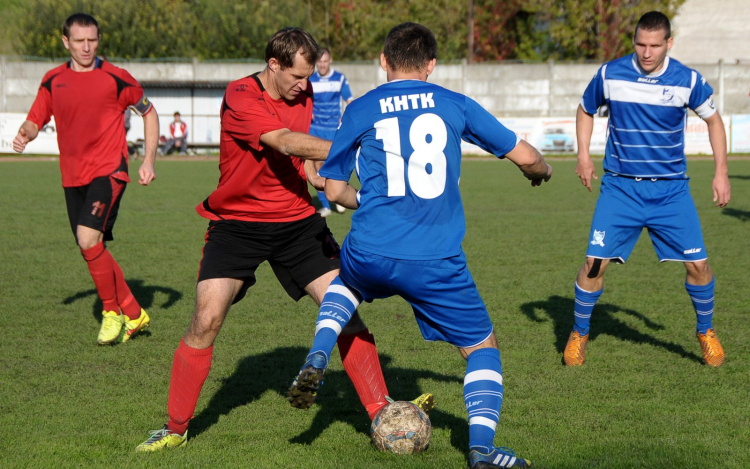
[370,401,432,454]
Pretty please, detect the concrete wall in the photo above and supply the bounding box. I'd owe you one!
[3,56,749,119]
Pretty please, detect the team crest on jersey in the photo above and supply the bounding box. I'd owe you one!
[590,230,605,247]
[660,87,675,105]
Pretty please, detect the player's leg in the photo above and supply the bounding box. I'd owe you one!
[288,274,361,409]
[646,179,723,366]
[272,216,394,420]
[565,176,642,365]
[136,277,242,452]
[402,254,530,468]
[685,261,723,366]
[304,268,392,419]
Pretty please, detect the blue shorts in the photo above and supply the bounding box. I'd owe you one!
[586,174,707,263]
[340,240,493,348]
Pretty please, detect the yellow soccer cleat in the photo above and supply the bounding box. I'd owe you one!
[697,328,725,367]
[411,393,435,415]
[97,310,124,345]
[119,309,150,343]
[563,330,589,366]
[135,425,187,452]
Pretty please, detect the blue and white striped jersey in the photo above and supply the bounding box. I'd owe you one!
[581,54,716,179]
[309,69,353,138]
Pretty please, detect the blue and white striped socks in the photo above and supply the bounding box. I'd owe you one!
[465,347,504,454]
[686,276,715,334]
[306,276,361,368]
[573,282,603,336]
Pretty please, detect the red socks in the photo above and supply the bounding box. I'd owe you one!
[111,258,142,319]
[80,242,118,312]
[80,242,141,319]
[337,328,389,420]
[167,339,213,435]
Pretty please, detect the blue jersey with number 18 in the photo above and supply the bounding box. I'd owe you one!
[320,79,519,260]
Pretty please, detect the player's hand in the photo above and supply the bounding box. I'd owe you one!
[138,161,156,186]
[576,157,598,192]
[308,172,326,191]
[712,174,731,207]
[527,163,553,187]
[13,128,29,153]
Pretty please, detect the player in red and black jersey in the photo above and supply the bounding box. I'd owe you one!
[13,13,160,345]
[136,27,432,452]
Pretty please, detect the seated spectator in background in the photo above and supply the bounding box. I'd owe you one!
[163,112,188,155]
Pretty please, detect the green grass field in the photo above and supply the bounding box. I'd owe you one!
[1,158,748,469]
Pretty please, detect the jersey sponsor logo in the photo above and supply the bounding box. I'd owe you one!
[91,201,106,217]
[379,93,435,113]
[590,230,606,247]
[235,83,247,92]
[684,248,702,255]
[637,77,659,84]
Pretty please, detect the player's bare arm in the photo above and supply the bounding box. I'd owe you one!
[504,140,553,187]
[704,112,731,207]
[12,120,39,153]
[138,108,159,186]
[304,160,326,190]
[325,178,358,209]
[260,128,331,161]
[575,104,598,192]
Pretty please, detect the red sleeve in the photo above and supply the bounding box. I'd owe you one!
[115,67,153,116]
[222,84,286,151]
[26,71,56,129]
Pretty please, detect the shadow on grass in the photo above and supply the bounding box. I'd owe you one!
[520,295,702,364]
[190,346,468,452]
[728,175,750,180]
[62,278,182,323]
[722,207,750,222]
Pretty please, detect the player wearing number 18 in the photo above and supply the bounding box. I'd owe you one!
[289,23,551,468]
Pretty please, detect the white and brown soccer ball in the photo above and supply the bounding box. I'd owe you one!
[370,401,432,454]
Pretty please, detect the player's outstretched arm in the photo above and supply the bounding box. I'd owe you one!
[325,179,358,209]
[575,104,597,192]
[12,121,39,153]
[260,129,332,161]
[138,109,159,186]
[504,140,552,187]
[704,112,731,207]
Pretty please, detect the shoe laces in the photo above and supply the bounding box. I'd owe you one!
[494,447,516,457]
[145,427,172,442]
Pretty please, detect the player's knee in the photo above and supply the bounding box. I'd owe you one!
[584,257,608,279]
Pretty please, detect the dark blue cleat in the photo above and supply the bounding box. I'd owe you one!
[469,447,533,468]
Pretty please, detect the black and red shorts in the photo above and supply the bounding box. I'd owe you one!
[64,175,127,242]
[198,214,341,303]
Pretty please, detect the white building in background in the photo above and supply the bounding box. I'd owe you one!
[670,0,750,64]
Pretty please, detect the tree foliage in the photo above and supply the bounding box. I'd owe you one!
[5,0,686,62]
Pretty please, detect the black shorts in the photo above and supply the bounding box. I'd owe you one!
[198,214,341,303]
[64,175,127,242]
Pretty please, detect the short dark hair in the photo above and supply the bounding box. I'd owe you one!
[382,23,437,73]
[319,47,332,59]
[635,11,671,39]
[63,13,99,38]
[265,27,320,69]
[174,112,181,117]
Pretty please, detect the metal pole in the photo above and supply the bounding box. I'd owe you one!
[468,0,474,64]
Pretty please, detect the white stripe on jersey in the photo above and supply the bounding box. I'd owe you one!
[312,80,344,94]
[464,369,503,386]
[605,79,692,107]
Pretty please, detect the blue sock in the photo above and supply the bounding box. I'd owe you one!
[573,283,603,336]
[306,276,361,368]
[465,348,503,454]
[686,277,715,334]
[317,189,331,210]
